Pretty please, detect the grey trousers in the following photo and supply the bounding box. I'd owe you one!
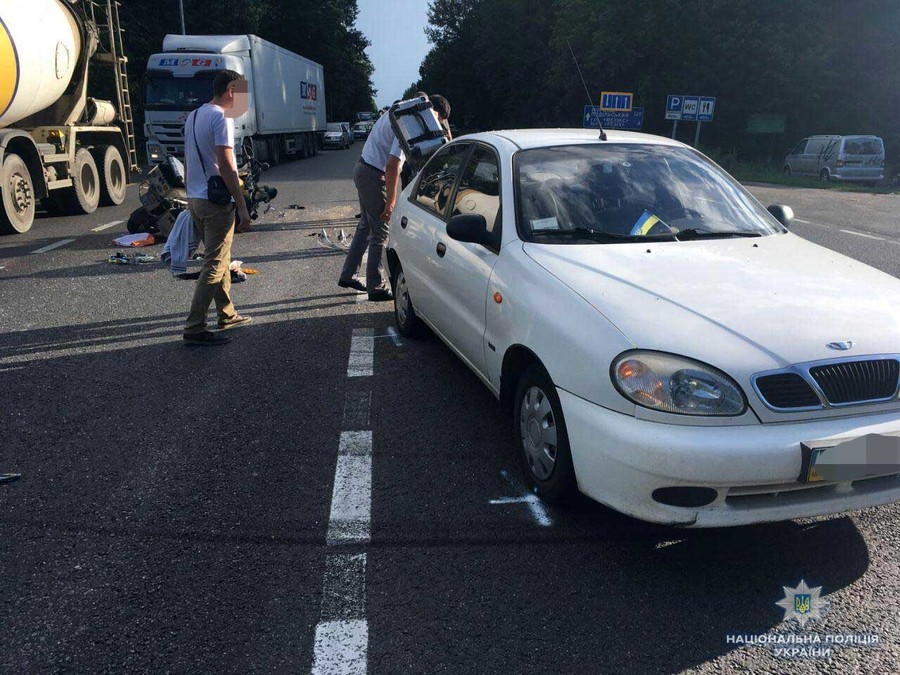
[341,161,390,291]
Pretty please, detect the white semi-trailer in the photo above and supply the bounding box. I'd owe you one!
[0,0,138,233]
[143,34,326,166]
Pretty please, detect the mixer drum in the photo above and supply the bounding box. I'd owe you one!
[0,0,82,129]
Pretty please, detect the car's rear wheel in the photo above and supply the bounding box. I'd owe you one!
[393,262,423,338]
[783,165,792,176]
[514,363,576,504]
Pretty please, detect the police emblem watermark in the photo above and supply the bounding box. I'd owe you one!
[725,579,881,660]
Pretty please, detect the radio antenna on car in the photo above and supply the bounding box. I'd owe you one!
[567,40,606,141]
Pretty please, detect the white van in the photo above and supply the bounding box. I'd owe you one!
[783,135,884,183]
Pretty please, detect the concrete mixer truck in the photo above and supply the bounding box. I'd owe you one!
[0,0,138,234]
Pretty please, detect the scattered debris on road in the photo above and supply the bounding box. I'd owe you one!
[108,252,157,265]
[0,473,22,485]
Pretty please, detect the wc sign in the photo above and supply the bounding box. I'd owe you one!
[666,94,716,121]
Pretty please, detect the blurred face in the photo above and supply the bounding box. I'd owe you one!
[225,79,249,118]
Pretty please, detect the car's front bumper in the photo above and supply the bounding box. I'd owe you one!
[323,138,344,146]
[559,389,900,527]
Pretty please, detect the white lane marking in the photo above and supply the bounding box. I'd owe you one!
[346,328,374,377]
[0,366,26,373]
[31,239,75,254]
[312,619,368,675]
[91,220,124,232]
[839,228,891,242]
[326,431,372,545]
[793,219,900,246]
[385,326,403,347]
[491,469,553,527]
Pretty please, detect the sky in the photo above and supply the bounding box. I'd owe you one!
[356,0,431,108]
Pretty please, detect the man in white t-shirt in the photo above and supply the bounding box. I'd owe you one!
[338,95,451,301]
[182,70,253,345]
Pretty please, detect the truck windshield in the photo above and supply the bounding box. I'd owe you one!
[144,74,215,111]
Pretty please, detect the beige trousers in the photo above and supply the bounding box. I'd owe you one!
[185,198,238,333]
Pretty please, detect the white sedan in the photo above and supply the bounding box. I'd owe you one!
[386,129,900,527]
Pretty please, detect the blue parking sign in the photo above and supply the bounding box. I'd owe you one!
[665,95,683,120]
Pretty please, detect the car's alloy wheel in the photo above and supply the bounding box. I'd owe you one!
[514,364,576,503]
[393,264,422,337]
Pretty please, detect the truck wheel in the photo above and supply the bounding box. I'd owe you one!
[94,145,127,206]
[311,133,319,156]
[0,153,36,234]
[269,138,282,165]
[54,148,100,215]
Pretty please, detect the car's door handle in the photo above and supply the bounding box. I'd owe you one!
[400,216,408,229]
[436,242,446,258]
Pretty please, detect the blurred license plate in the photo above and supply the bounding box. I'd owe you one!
[800,433,900,483]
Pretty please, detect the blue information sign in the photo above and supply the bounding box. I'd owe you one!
[698,96,716,122]
[584,105,644,131]
[681,96,700,121]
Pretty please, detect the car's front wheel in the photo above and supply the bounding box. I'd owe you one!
[514,363,577,504]
[819,169,830,182]
[393,262,422,338]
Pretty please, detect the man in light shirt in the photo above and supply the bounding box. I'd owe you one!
[182,70,253,345]
[338,94,451,301]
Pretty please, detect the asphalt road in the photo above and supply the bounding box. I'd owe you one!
[1,145,899,674]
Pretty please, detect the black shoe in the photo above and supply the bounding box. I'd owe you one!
[183,330,231,346]
[368,289,393,302]
[338,278,367,293]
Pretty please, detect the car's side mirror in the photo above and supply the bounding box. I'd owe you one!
[447,213,492,246]
[767,204,794,228]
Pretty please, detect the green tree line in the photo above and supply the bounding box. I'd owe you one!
[108,0,375,134]
[408,0,900,165]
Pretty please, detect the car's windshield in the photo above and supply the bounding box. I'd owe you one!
[144,74,214,111]
[327,123,342,132]
[516,144,783,244]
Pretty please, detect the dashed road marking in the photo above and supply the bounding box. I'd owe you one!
[31,239,75,254]
[326,432,372,545]
[312,619,368,675]
[91,220,124,232]
[347,328,374,377]
[794,219,900,246]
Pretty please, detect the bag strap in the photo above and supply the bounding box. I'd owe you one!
[190,107,209,180]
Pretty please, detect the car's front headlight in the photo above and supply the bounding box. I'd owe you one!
[611,351,747,416]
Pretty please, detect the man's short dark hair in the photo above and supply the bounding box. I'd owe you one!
[430,94,450,120]
[214,69,245,97]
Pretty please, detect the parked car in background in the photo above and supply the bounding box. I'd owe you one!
[784,135,885,184]
[352,122,369,140]
[323,122,351,149]
[387,128,900,527]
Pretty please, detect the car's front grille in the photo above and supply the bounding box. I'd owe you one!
[754,356,900,411]
[810,359,899,404]
[755,373,821,409]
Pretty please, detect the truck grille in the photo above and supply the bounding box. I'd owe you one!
[754,357,900,411]
[809,359,900,404]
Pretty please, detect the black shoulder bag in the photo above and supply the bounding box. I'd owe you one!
[191,107,232,206]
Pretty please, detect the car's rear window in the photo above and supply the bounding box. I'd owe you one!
[843,138,884,155]
[327,123,342,132]
[516,144,782,243]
